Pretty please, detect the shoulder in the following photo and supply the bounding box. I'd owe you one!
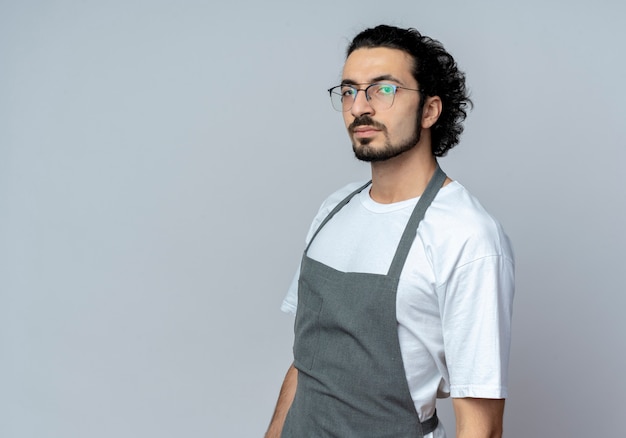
[423,181,514,265]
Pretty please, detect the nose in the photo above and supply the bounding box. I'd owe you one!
[350,89,375,118]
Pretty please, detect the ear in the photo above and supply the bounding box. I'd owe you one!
[421,96,442,129]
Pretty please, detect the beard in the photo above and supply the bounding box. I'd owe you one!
[349,113,422,163]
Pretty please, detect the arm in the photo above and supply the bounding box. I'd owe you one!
[452,398,505,438]
[265,363,298,438]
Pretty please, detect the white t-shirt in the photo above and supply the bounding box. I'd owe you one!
[281,180,514,438]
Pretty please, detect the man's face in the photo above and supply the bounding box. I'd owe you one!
[341,47,422,162]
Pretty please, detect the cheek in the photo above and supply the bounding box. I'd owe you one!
[389,118,416,139]
[401,107,421,134]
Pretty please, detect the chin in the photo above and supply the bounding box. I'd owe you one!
[352,140,416,163]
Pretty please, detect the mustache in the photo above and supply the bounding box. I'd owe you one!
[349,115,386,133]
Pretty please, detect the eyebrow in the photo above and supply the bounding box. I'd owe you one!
[341,74,406,86]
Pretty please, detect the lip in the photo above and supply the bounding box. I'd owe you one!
[352,126,380,137]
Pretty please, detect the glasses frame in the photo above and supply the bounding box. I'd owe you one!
[327,82,422,112]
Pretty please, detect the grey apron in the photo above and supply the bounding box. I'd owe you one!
[282,166,446,437]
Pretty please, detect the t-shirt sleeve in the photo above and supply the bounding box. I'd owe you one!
[279,207,326,315]
[281,267,300,315]
[439,252,515,399]
[279,202,327,315]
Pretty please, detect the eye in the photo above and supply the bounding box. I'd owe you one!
[375,84,396,95]
[340,86,357,98]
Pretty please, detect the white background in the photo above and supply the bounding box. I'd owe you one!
[1,0,625,436]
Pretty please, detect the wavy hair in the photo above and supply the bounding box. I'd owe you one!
[347,25,472,156]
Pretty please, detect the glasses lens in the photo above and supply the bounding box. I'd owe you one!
[368,84,396,110]
[329,86,351,111]
[329,84,398,112]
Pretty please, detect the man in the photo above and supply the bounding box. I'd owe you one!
[266,25,514,438]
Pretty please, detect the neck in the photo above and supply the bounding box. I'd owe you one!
[368,140,440,204]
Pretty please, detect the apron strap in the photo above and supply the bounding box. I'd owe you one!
[387,165,447,279]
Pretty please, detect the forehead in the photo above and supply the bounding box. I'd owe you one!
[342,47,415,85]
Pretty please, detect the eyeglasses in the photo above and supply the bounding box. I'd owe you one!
[327,83,421,112]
